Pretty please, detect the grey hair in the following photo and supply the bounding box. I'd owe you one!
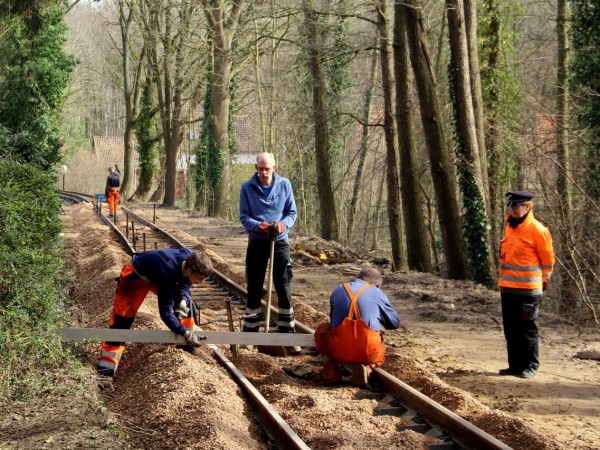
[256,152,276,165]
[357,266,383,287]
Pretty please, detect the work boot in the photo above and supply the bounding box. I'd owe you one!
[498,368,518,376]
[96,365,115,378]
[97,376,114,391]
[519,368,537,379]
[321,359,342,384]
[348,364,371,388]
[286,346,302,355]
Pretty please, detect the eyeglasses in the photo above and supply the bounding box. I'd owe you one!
[507,200,525,207]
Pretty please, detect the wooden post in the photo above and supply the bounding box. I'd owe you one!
[131,221,136,251]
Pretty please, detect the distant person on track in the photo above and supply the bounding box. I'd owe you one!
[97,248,213,377]
[498,191,554,379]
[314,266,400,387]
[105,165,121,218]
[239,152,299,352]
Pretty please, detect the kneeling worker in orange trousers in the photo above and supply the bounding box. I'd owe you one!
[97,248,213,377]
[314,266,400,386]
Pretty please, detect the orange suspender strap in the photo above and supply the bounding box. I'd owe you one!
[342,282,372,320]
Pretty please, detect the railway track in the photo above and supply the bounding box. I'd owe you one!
[59,191,512,450]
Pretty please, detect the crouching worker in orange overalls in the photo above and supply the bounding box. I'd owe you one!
[97,249,213,378]
[314,266,400,387]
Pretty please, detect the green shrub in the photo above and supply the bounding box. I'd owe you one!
[0,160,74,401]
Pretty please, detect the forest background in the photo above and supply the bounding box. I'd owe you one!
[1,0,599,372]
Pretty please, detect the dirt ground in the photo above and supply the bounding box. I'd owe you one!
[1,201,598,450]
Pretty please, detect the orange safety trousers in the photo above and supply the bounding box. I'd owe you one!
[107,187,119,214]
[314,283,386,382]
[98,263,194,375]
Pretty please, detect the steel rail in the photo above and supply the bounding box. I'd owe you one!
[211,345,310,450]
[61,192,513,450]
[61,194,311,450]
[374,369,511,450]
[117,205,513,449]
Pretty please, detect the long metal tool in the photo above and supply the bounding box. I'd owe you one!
[264,234,276,333]
[57,328,315,346]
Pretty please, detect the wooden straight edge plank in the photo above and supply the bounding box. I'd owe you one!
[57,328,315,347]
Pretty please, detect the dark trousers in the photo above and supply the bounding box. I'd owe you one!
[244,238,294,333]
[501,292,542,373]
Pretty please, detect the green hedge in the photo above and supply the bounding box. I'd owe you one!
[0,160,74,400]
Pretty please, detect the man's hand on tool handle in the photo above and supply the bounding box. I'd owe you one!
[267,221,284,239]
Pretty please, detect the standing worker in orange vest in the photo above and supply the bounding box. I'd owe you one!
[105,165,120,218]
[314,266,400,387]
[498,191,554,379]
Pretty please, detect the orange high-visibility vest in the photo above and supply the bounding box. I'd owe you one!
[498,212,554,294]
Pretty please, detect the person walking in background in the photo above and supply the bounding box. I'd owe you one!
[239,152,298,351]
[498,191,554,379]
[314,266,400,387]
[105,165,121,218]
[97,248,213,377]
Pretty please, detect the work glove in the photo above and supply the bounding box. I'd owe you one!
[186,328,207,347]
[266,221,284,239]
[258,221,270,233]
[542,280,548,291]
[174,299,190,319]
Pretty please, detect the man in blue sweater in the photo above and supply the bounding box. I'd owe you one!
[239,152,298,349]
[97,248,213,377]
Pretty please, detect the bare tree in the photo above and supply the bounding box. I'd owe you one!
[402,0,468,279]
[201,0,246,218]
[138,0,205,206]
[114,0,144,199]
[394,0,431,272]
[376,0,406,271]
[302,0,339,241]
[463,0,490,209]
[347,47,378,242]
[555,0,576,310]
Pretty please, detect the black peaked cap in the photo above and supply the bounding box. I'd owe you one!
[505,190,534,200]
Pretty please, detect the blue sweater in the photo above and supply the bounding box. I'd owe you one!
[131,248,193,336]
[330,279,400,332]
[239,172,297,241]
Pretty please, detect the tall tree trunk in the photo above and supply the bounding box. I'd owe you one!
[201,0,246,218]
[463,0,496,280]
[303,0,339,241]
[403,0,468,279]
[446,0,486,199]
[117,0,143,200]
[463,0,490,210]
[481,0,503,249]
[347,47,378,242]
[377,0,407,272]
[446,0,494,285]
[371,171,386,251]
[556,0,575,311]
[394,1,431,272]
